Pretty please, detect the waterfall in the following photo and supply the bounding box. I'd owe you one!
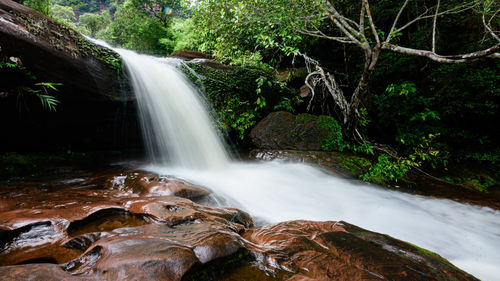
[88,38,500,280]
[117,49,229,169]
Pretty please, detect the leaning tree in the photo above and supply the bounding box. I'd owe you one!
[195,0,499,142]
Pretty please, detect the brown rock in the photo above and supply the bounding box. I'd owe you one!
[0,169,478,281]
[0,0,139,152]
[0,0,127,101]
[243,220,477,281]
[0,264,89,280]
[250,111,343,151]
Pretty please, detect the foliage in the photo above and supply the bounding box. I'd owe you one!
[164,18,203,52]
[79,11,111,37]
[97,0,173,54]
[318,115,346,151]
[273,96,303,113]
[129,0,184,28]
[181,63,291,141]
[192,0,314,66]
[361,155,412,184]
[0,61,61,112]
[52,0,112,13]
[49,4,76,21]
[23,0,50,14]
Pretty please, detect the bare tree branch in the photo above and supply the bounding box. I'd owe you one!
[385,0,410,44]
[432,0,440,53]
[359,0,366,39]
[395,1,478,34]
[294,28,355,44]
[482,3,500,42]
[299,52,349,121]
[323,1,365,46]
[363,0,380,45]
[383,43,500,63]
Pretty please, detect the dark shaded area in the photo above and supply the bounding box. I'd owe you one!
[67,208,151,237]
[0,0,141,152]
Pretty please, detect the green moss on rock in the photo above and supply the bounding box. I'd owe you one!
[331,152,372,176]
[251,111,346,151]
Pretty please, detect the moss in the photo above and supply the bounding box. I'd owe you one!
[295,113,317,124]
[332,152,372,176]
[14,9,122,71]
[72,34,122,70]
[447,172,496,192]
[403,242,455,268]
[317,115,345,151]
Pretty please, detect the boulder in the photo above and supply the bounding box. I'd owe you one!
[243,220,476,281]
[250,111,344,151]
[0,0,128,101]
[0,0,138,151]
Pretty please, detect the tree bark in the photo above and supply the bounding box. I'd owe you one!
[344,47,380,142]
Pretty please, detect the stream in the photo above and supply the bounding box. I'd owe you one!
[111,44,500,280]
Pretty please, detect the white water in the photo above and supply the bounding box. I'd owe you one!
[94,40,500,280]
[117,48,229,168]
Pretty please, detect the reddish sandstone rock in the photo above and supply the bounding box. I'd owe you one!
[243,220,477,281]
[0,170,478,281]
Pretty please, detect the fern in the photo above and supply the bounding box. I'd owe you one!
[35,82,62,112]
[35,82,62,91]
[36,93,60,112]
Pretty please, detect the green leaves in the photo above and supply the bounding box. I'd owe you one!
[361,154,412,184]
[34,82,62,112]
[36,94,60,112]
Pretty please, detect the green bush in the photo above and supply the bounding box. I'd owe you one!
[361,155,411,184]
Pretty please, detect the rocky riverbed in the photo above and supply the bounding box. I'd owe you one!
[0,167,477,280]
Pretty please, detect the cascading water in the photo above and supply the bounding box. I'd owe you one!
[92,38,500,280]
[116,48,229,168]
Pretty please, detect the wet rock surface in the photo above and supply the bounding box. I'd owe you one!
[249,149,371,178]
[244,221,475,281]
[0,169,478,280]
[250,111,343,151]
[0,0,127,101]
[0,0,140,151]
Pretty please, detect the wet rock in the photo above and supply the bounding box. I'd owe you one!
[170,49,213,60]
[170,49,233,70]
[0,170,478,280]
[63,232,110,252]
[250,111,343,151]
[92,171,212,201]
[244,220,477,281]
[64,222,247,280]
[0,0,139,151]
[0,0,127,101]
[249,149,372,178]
[0,264,88,280]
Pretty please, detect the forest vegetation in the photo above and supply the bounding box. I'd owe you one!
[12,0,500,190]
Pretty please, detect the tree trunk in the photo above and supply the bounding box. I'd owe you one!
[344,47,380,142]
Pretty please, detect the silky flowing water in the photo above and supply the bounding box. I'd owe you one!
[97,41,500,280]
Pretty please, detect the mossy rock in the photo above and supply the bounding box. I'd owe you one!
[250,111,345,151]
[0,0,129,101]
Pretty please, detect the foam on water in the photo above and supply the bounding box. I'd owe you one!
[147,162,500,281]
